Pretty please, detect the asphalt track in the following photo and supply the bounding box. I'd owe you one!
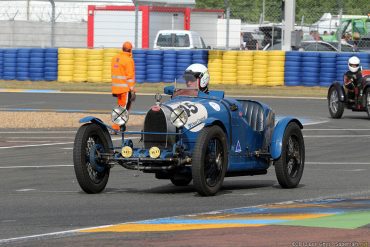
[1,92,370,246]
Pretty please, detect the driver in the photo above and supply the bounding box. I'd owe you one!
[344,56,362,102]
[174,63,210,97]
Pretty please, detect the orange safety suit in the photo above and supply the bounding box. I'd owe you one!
[111,50,136,131]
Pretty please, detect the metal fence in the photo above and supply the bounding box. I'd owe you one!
[0,0,369,52]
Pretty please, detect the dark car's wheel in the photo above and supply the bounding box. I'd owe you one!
[328,87,344,118]
[73,123,111,193]
[170,175,192,186]
[274,122,305,188]
[365,88,370,119]
[192,126,228,196]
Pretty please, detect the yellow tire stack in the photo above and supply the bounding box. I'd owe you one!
[252,51,268,86]
[103,48,120,83]
[58,48,74,83]
[267,51,285,86]
[222,51,238,85]
[207,50,223,85]
[73,49,88,82]
[87,49,103,83]
[237,51,253,85]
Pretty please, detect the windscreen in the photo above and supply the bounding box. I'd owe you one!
[157,33,190,47]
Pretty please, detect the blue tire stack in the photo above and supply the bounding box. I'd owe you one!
[146,50,163,83]
[284,51,302,86]
[44,48,58,81]
[192,49,208,67]
[162,50,177,83]
[3,49,17,80]
[319,52,337,87]
[176,50,193,83]
[133,49,147,83]
[29,48,45,81]
[358,53,370,70]
[0,49,3,79]
[336,53,352,83]
[16,48,31,81]
[301,52,320,86]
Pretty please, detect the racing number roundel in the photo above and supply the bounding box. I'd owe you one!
[169,101,208,132]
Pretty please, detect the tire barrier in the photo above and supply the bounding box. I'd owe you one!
[284,51,302,86]
[208,50,223,85]
[301,52,320,87]
[319,52,337,87]
[267,51,285,86]
[0,49,3,79]
[3,49,17,80]
[58,48,74,82]
[222,51,238,85]
[253,51,268,86]
[237,51,253,85]
[87,49,103,83]
[133,49,147,83]
[162,50,176,83]
[44,48,58,81]
[1,48,370,88]
[176,50,192,83]
[16,48,30,81]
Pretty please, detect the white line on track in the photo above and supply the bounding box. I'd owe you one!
[6,137,75,139]
[304,128,370,131]
[0,165,73,169]
[0,131,77,134]
[306,162,370,165]
[0,142,73,149]
[6,140,56,143]
[303,135,370,138]
[301,120,328,126]
[2,189,370,245]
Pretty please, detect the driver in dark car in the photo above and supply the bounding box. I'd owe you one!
[344,56,362,103]
[174,63,210,97]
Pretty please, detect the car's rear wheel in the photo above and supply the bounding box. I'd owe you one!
[274,122,305,188]
[73,123,111,193]
[328,87,344,119]
[192,126,227,196]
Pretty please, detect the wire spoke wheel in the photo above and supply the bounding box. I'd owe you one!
[192,126,227,196]
[274,122,305,188]
[328,86,344,118]
[73,123,112,193]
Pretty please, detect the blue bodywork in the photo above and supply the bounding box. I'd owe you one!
[82,86,303,175]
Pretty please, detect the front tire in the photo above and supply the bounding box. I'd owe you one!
[274,122,305,188]
[192,126,228,196]
[73,123,111,193]
[328,87,344,119]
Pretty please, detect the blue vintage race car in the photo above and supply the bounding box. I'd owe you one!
[73,86,305,196]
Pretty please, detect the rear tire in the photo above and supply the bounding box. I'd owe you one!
[274,122,305,188]
[170,175,192,186]
[328,87,344,119]
[73,123,111,193]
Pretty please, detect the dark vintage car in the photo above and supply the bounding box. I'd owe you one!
[328,70,370,118]
[73,86,305,196]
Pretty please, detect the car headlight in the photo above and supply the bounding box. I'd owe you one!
[111,105,129,126]
[170,106,188,128]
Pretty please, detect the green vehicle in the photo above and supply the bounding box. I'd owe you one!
[338,16,370,49]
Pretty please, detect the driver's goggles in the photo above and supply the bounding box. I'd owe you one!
[349,63,359,68]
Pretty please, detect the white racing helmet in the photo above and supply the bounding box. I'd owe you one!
[183,63,210,92]
[348,56,361,73]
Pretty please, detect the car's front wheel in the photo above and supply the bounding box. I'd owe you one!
[192,125,227,196]
[73,123,111,193]
[328,87,344,119]
[274,122,305,188]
